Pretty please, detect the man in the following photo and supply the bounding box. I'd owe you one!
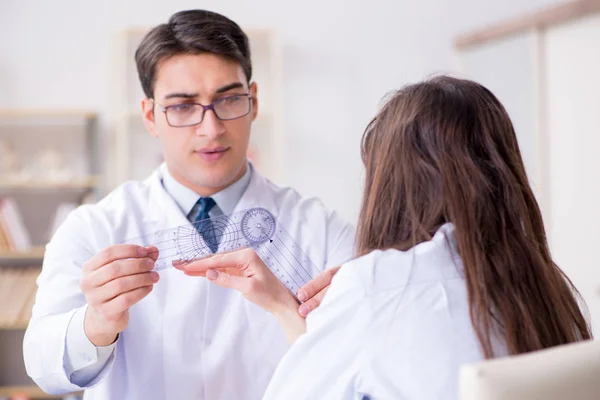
[23,9,354,400]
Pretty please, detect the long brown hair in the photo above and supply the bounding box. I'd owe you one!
[357,76,592,358]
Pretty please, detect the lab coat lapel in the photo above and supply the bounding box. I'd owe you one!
[143,164,191,233]
[233,165,279,216]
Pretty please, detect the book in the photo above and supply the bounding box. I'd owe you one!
[18,268,40,324]
[0,267,40,328]
[0,225,9,250]
[0,198,32,251]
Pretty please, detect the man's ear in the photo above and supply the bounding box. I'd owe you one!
[142,98,159,138]
[250,82,259,122]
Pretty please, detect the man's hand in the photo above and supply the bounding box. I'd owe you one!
[80,244,160,346]
[296,266,341,317]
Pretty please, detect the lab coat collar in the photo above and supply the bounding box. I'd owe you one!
[143,162,279,230]
[231,162,279,216]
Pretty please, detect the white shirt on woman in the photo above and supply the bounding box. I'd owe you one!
[263,223,507,400]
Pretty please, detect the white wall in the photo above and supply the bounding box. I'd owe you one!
[454,10,600,334]
[0,0,562,223]
[458,32,541,200]
[544,13,600,334]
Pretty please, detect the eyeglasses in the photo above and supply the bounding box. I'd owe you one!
[154,94,253,127]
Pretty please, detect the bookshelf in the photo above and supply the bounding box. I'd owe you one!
[0,320,30,331]
[0,266,39,330]
[0,110,100,245]
[0,111,100,192]
[0,176,100,190]
[0,246,45,261]
[110,27,284,188]
[0,110,99,400]
[0,385,82,399]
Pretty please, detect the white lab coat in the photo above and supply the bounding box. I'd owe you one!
[23,165,355,400]
[263,224,508,400]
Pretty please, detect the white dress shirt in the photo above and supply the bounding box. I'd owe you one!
[24,161,355,399]
[163,163,252,219]
[63,165,253,386]
[263,223,508,400]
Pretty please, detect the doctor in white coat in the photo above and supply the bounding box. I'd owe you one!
[23,9,354,400]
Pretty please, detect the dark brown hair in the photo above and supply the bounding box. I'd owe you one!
[135,9,252,99]
[358,76,592,358]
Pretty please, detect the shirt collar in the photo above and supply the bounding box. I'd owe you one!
[161,163,252,217]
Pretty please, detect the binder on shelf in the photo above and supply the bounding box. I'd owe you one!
[0,266,40,328]
[0,384,83,399]
[1,268,26,326]
[0,198,32,252]
[0,225,9,250]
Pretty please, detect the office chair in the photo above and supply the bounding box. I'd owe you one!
[460,339,600,400]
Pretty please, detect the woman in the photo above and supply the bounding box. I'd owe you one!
[178,76,592,399]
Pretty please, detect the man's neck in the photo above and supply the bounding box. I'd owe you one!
[168,163,248,197]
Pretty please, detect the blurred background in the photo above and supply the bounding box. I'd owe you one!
[0,0,598,398]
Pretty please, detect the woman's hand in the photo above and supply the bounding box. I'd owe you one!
[175,248,306,343]
[296,266,341,317]
[174,248,297,314]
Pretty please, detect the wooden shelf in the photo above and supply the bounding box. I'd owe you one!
[455,0,600,49]
[0,319,30,330]
[0,246,45,260]
[0,109,97,119]
[0,176,100,190]
[0,385,82,398]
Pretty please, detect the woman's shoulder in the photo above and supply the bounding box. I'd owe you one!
[308,224,464,330]
[339,223,463,296]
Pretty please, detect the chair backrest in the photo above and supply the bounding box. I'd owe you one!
[460,339,600,400]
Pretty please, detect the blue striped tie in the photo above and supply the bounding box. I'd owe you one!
[192,197,218,253]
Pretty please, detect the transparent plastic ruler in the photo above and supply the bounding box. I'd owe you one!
[124,208,316,295]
